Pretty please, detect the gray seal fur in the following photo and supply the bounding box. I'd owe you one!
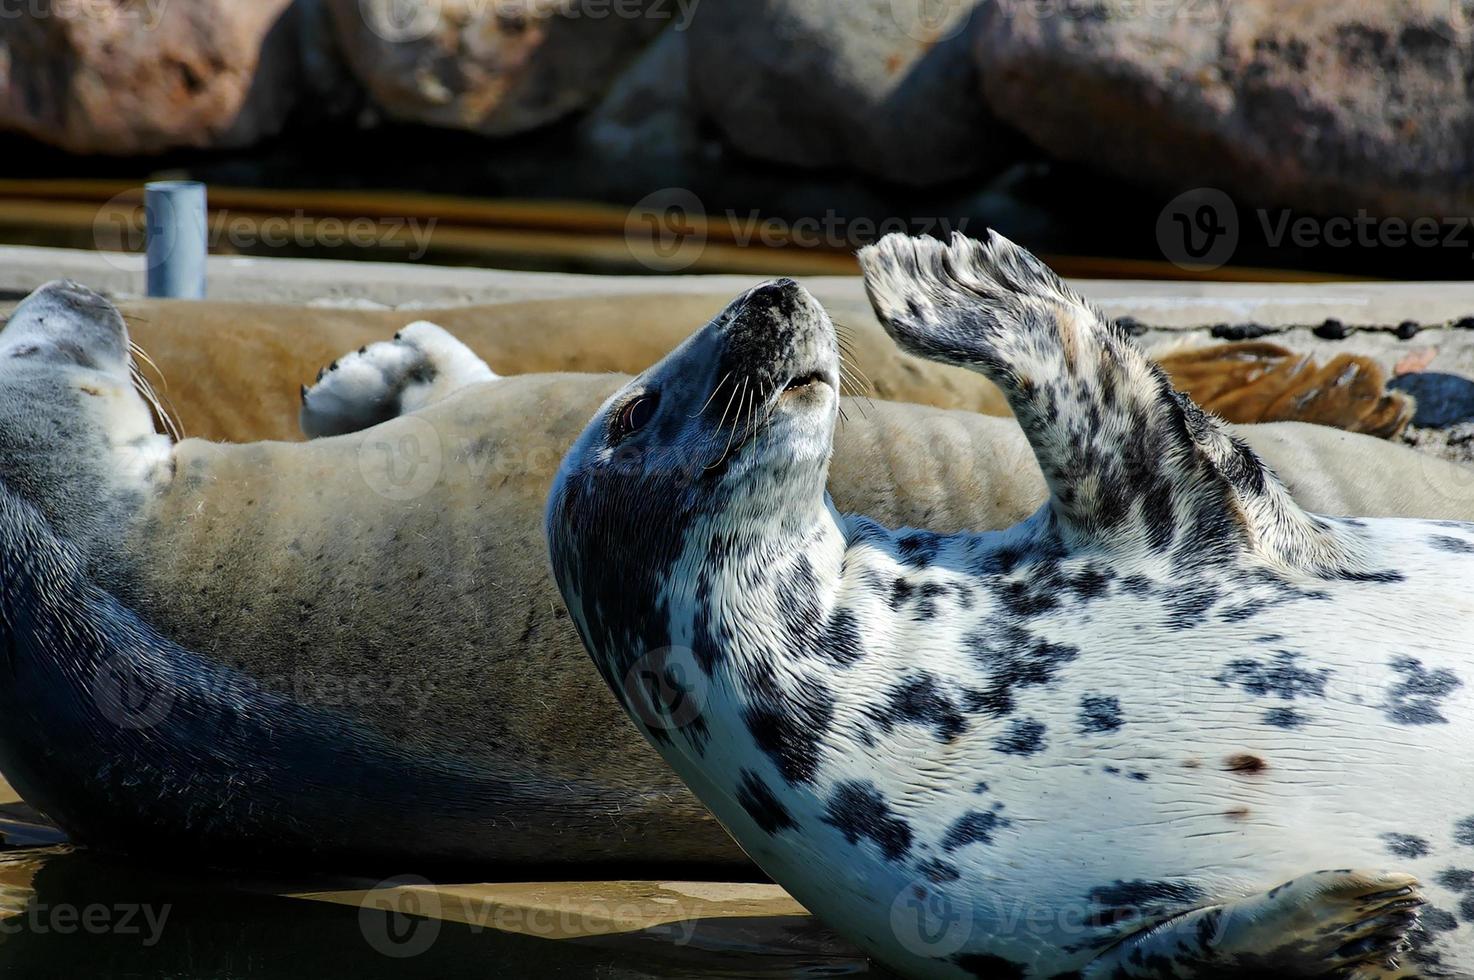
[548,233,1474,977]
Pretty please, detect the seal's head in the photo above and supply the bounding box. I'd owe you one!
[547,279,839,682]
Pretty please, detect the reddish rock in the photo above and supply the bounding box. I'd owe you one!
[0,0,304,155]
[328,0,670,136]
[977,1,1474,216]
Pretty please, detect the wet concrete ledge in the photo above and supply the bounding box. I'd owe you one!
[4,245,1474,330]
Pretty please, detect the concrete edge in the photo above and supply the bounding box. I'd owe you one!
[5,246,1474,329]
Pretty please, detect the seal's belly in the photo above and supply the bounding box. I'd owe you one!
[658,520,1474,974]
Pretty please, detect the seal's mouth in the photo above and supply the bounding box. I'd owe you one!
[780,369,833,398]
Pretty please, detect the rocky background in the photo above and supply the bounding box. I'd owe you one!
[1,0,1473,275]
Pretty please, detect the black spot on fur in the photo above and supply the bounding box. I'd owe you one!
[1422,906,1460,932]
[743,694,834,786]
[1086,880,1206,928]
[868,674,968,743]
[1078,694,1123,733]
[735,769,796,835]
[1385,656,1462,726]
[992,577,1061,618]
[964,623,1079,718]
[1164,583,1220,629]
[897,532,943,568]
[1436,868,1474,892]
[1120,575,1154,597]
[1263,707,1308,729]
[821,781,913,862]
[1332,568,1405,584]
[1215,651,1331,701]
[1455,816,1474,847]
[942,806,1010,851]
[992,717,1046,756]
[1382,833,1432,859]
[818,608,865,667]
[917,858,961,883]
[1431,534,1474,555]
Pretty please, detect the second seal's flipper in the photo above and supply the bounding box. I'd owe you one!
[299,321,498,439]
[858,232,1354,573]
[1083,869,1424,979]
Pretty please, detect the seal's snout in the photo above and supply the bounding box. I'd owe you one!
[2,279,129,370]
[737,277,821,325]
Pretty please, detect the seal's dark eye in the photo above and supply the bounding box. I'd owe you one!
[614,394,658,439]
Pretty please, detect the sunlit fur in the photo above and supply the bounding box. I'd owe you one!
[549,234,1474,978]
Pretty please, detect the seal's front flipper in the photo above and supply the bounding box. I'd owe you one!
[1083,869,1424,979]
[299,321,498,439]
[858,232,1354,574]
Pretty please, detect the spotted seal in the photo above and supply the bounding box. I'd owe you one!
[0,274,1471,879]
[547,232,1474,976]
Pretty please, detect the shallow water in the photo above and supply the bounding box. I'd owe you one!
[0,790,867,980]
[0,845,870,979]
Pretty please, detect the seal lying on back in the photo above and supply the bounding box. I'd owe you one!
[0,275,1470,875]
[548,233,1473,977]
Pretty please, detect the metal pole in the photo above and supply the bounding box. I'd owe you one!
[145,181,208,299]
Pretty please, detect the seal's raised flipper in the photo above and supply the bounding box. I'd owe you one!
[299,321,498,439]
[1083,870,1424,979]
[858,232,1353,573]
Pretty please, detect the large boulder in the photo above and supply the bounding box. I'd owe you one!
[976,0,1474,216]
[0,0,305,155]
[688,0,1017,187]
[328,0,671,136]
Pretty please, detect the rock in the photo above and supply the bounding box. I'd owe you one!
[0,0,305,154]
[1395,347,1440,375]
[689,0,1017,187]
[574,26,713,193]
[1389,372,1474,428]
[327,0,670,136]
[976,1,1474,217]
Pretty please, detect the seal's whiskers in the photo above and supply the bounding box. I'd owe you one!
[127,339,183,442]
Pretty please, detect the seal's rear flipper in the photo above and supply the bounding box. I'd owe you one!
[299,321,498,439]
[858,232,1354,573]
[1082,869,1424,979]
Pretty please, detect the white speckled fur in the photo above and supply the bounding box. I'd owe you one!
[548,237,1474,978]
